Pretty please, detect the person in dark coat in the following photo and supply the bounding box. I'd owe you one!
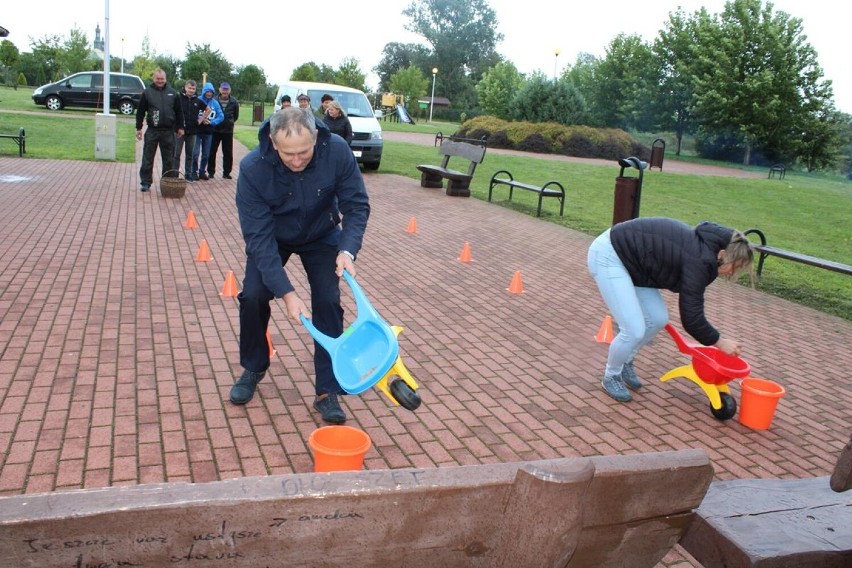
[587,217,754,402]
[135,68,184,191]
[208,81,240,179]
[323,100,353,146]
[174,80,209,181]
[230,107,370,425]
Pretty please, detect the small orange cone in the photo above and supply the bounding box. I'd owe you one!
[184,210,198,229]
[507,271,524,294]
[595,315,614,344]
[195,239,212,262]
[220,270,239,297]
[406,216,418,234]
[266,329,277,357]
[458,242,473,263]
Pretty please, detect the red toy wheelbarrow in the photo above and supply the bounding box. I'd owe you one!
[300,270,421,411]
[660,324,750,420]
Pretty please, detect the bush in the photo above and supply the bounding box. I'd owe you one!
[456,116,648,161]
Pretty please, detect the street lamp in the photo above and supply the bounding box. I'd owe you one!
[429,67,438,123]
[120,36,125,73]
[553,48,561,82]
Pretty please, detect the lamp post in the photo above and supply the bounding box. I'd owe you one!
[429,67,438,123]
[120,36,124,73]
[553,48,561,82]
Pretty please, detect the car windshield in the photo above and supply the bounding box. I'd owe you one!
[308,90,373,117]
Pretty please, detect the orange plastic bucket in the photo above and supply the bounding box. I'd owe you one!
[309,426,372,472]
[739,377,786,430]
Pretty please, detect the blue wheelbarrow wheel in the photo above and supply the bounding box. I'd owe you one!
[390,379,421,411]
[710,392,737,421]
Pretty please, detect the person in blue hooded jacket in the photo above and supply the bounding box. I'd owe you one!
[230,107,370,424]
[191,82,224,181]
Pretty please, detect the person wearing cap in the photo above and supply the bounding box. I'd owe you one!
[230,107,370,425]
[279,94,292,108]
[297,93,311,109]
[209,81,240,180]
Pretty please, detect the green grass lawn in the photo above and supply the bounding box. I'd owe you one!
[6,86,851,320]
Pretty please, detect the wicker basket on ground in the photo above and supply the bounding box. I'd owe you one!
[160,170,187,198]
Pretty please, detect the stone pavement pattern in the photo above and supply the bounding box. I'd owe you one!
[0,141,849,566]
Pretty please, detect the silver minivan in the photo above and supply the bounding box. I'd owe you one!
[274,81,383,170]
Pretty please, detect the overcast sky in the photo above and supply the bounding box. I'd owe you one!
[3,0,850,113]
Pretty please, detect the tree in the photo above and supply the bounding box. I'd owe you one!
[236,64,266,100]
[374,42,431,93]
[183,44,232,86]
[691,0,835,165]
[475,61,523,119]
[132,35,157,84]
[0,39,19,86]
[29,35,63,82]
[588,33,656,130]
[291,62,319,82]
[564,52,602,126]
[334,57,366,90]
[388,65,429,115]
[60,27,90,75]
[403,0,503,109]
[511,73,588,126]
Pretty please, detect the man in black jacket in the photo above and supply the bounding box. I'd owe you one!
[208,82,240,179]
[174,80,209,181]
[136,69,184,192]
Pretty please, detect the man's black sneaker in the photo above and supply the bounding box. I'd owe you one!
[223,174,232,179]
[313,394,346,424]
[229,370,265,404]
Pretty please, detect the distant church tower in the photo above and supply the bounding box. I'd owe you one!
[93,24,104,51]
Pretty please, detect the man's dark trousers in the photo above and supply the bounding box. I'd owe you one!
[139,128,176,186]
[238,241,344,395]
[208,132,234,177]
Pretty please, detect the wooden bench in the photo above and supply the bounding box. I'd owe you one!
[0,449,713,567]
[0,127,26,157]
[768,163,785,179]
[416,138,487,197]
[488,169,565,217]
[744,228,852,277]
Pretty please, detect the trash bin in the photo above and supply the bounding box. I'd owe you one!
[252,101,265,125]
[613,157,647,225]
[649,138,665,171]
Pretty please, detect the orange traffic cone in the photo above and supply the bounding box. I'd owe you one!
[195,239,212,262]
[220,270,239,297]
[595,315,614,344]
[406,216,418,234]
[507,271,524,294]
[458,242,473,263]
[184,210,198,229]
[266,329,277,358]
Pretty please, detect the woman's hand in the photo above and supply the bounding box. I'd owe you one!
[715,336,741,356]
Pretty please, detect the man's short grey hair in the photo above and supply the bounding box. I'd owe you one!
[270,107,317,140]
[185,79,197,87]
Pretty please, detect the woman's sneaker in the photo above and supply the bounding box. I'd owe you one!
[621,361,643,391]
[602,373,632,402]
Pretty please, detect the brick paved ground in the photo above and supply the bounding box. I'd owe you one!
[0,142,849,566]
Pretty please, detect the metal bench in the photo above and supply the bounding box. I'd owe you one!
[744,228,852,277]
[416,138,487,197]
[0,127,26,157]
[488,169,565,217]
[768,163,786,179]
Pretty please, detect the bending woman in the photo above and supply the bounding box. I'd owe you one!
[587,217,753,402]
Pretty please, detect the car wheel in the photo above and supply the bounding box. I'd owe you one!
[46,95,63,111]
[118,100,135,115]
[363,161,380,171]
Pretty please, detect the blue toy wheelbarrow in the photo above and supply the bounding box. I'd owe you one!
[300,270,421,411]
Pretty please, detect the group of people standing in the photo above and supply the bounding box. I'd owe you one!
[279,92,353,146]
[136,69,240,191]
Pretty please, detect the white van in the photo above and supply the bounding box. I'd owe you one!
[274,81,383,170]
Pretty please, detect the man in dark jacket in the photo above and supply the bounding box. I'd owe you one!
[230,107,370,425]
[588,217,753,402]
[208,81,240,179]
[174,80,208,181]
[135,69,184,192]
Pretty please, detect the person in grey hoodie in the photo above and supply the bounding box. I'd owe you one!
[587,217,753,403]
[230,107,369,425]
[192,82,224,181]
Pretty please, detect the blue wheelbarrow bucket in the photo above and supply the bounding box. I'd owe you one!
[300,270,399,395]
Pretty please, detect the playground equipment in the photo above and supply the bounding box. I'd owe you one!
[378,93,414,123]
[300,271,421,411]
[659,324,751,420]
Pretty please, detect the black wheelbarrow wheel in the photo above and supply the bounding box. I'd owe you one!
[390,379,421,411]
[710,392,737,421]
